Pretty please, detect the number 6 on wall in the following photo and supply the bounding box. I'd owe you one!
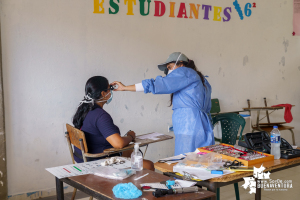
[244,3,252,17]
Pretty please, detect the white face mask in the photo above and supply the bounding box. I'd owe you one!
[168,53,182,75]
[97,90,113,104]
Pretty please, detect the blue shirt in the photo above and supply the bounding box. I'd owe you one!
[74,104,120,163]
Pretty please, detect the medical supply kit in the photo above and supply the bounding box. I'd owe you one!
[197,143,274,166]
[239,131,300,159]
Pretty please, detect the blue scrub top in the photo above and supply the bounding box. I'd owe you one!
[142,67,215,155]
[73,104,120,163]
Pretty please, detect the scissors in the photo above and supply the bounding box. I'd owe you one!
[158,157,185,163]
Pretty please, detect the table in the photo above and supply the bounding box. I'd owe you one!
[154,155,300,200]
[56,169,216,200]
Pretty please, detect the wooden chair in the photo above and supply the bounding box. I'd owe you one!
[65,123,109,200]
[211,113,246,200]
[246,98,296,145]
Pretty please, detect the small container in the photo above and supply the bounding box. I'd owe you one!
[131,143,143,171]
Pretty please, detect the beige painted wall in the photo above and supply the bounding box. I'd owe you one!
[0,0,299,198]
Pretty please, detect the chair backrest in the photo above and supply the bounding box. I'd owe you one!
[66,123,88,153]
[212,113,246,145]
[210,98,220,114]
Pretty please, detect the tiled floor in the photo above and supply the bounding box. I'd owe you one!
[39,166,300,200]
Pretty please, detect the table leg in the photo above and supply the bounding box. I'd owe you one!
[255,184,261,200]
[56,177,64,200]
[206,182,217,200]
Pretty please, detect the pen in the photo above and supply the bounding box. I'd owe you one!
[134,173,149,180]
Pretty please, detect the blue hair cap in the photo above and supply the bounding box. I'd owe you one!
[112,182,142,199]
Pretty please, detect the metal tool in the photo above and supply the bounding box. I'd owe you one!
[158,157,185,163]
[152,186,199,197]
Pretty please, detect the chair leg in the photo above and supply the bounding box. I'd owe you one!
[289,129,296,146]
[71,188,77,200]
[234,183,240,200]
[89,196,93,200]
[216,187,220,200]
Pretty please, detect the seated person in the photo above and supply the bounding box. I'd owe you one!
[72,76,154,170]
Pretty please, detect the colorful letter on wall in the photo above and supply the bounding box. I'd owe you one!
[109,0,120,14]
[202,5,212,20]
[94,0,105,14]
[154,1,166,17]
[189,4,200,19]
[213,6,222,21]
[169,2,175,18]
[124,0,136,15]
[177,3,188,18]
[223,7,232,22]
[139,0,151,16]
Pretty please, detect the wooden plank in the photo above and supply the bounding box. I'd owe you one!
[243,105,295,111]
[259,122,286,125]
[253,125,294,133]
[67,169,216,200]
[243,107,284,110]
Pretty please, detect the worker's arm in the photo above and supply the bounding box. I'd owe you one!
[106,131,135,149]
[111,82,136,91]
[111,67,198,94]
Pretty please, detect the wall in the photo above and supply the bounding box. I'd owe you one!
[0,0,299,198]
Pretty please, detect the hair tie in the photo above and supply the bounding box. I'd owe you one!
[78,93,94,107]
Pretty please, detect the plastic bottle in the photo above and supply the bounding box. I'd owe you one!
[270,126,281,159]
[131,143,143,171]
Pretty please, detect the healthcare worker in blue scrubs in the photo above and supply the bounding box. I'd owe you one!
[111,52,215,155]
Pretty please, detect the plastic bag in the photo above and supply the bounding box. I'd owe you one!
[179,152,223,169]
[89,166,136,180]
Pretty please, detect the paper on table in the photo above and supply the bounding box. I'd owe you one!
[175,180,197,187]
[149,137,160,141]
[140,183,168,191]
[194,149,201,153]
[136,132,164,140]
[173,165,235,181]
[46,157,131,179]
